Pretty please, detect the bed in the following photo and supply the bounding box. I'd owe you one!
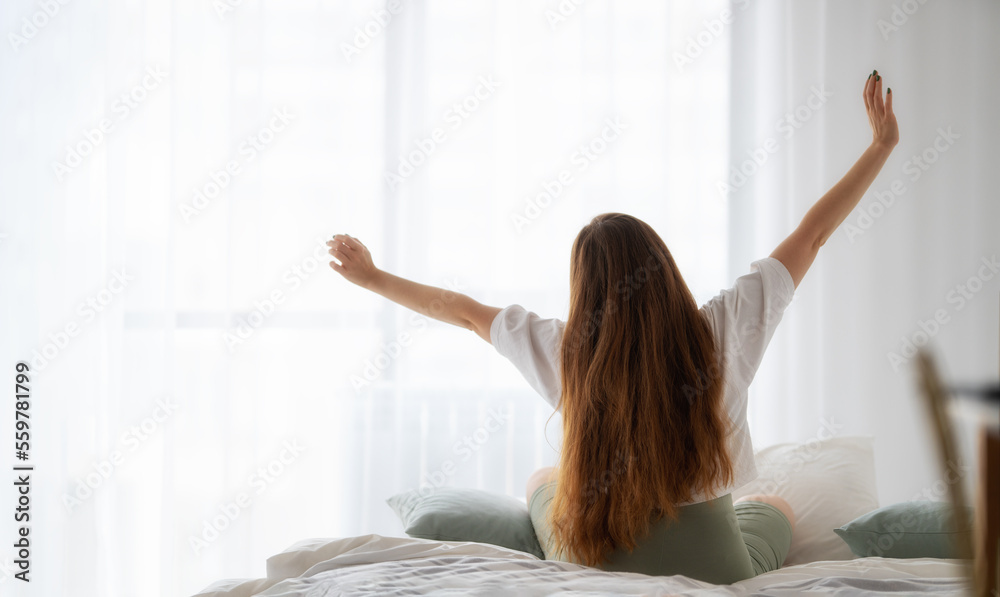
[192,533,970,596]
[192,436,976,596]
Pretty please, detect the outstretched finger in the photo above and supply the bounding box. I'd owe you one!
[330,234,360,253]
[863,72,873,112]
[348,235,368,252]
[885,86,893,115]
[339,234,365,252]
[873,71,884,117]
[867,71,879,111]
[329,246,353,263]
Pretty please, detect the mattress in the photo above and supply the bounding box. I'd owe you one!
[192,533,972,596]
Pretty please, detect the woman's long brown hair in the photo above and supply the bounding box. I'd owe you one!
[547,212,734,567]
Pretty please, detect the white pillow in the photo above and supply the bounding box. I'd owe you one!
[731,435,879,566]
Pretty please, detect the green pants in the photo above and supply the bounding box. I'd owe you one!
[529,481,792,584]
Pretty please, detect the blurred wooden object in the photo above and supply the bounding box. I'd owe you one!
[949,383,1000,595]
[976,427,999,597]
[917,349,980,596]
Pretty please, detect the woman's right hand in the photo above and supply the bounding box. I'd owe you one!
[328,234,380,289]
[864,69,898,149]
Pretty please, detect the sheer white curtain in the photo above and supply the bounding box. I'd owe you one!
[727,1,1000,506]
[1,1,732,595]
[2,1,997,596]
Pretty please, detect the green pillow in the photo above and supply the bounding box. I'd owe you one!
[387,487,545,559]
[834,501,974,559]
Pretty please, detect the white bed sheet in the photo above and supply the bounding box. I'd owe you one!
[192,534,971,597]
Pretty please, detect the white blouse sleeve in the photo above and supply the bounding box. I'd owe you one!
[700,257,796,390]
[490,304,565,409]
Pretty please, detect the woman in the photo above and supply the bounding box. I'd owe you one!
[327,70,897,583]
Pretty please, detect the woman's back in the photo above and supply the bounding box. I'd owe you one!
[491,256,797,501]
[493,251,797,580]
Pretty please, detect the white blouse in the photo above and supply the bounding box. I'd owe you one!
[489,257,796,502]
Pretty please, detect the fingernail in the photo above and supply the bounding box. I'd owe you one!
[872,69,876,77]
[876,75,881,81]
[867,73,871,79]
[887,88,891,94]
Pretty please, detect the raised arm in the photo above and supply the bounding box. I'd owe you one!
[770,69,899,289]
[328,234,501,343]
